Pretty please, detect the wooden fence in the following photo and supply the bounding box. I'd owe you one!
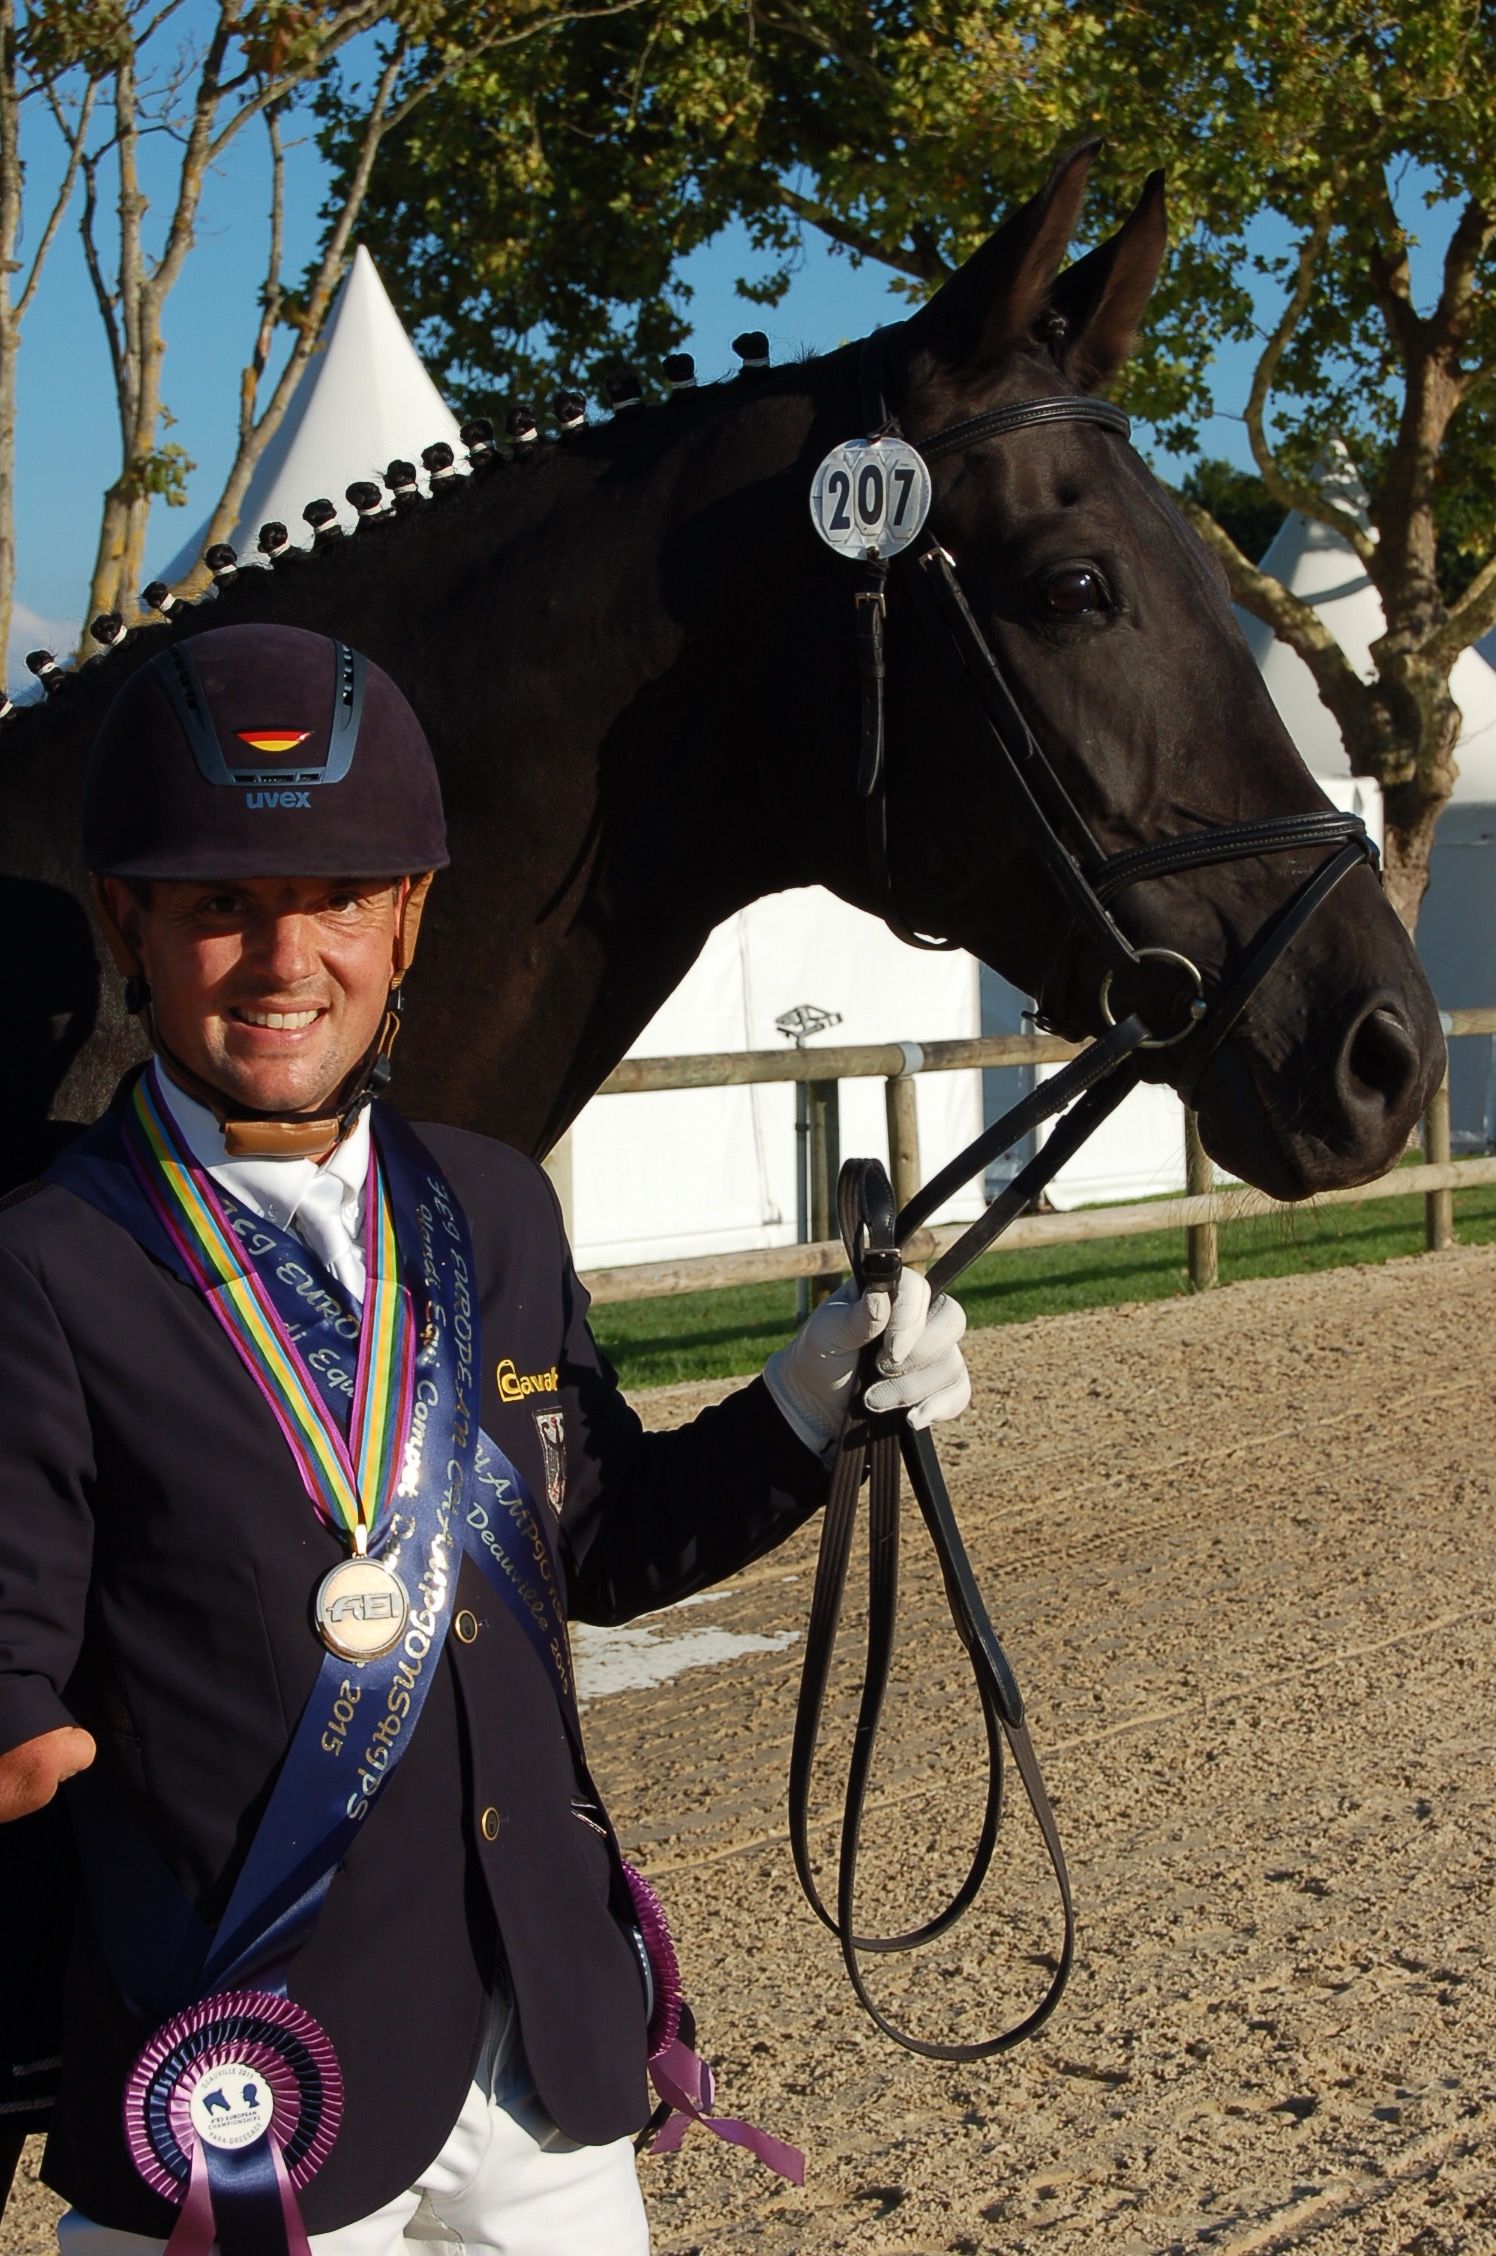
[567,1009,1496,1306]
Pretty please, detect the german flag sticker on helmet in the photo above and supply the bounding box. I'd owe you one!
[236,729,312,756]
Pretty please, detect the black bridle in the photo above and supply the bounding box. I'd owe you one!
[852,325,1376,1073]
[788,328,1381,2062]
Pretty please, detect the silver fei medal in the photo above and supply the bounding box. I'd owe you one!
[314,1552,409,1660]
[809,436,932,559]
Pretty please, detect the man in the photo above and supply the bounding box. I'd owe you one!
[0,624,970,2255]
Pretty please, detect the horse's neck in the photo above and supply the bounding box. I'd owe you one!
[393,380,860,1154]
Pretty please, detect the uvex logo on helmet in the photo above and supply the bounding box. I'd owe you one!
[82,623,449,882]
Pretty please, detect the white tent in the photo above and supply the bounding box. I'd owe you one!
[154,247,462,586]
[568,897,985,1270]
[1238,454,1496,1152]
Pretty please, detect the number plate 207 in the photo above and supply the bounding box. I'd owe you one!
[809,437,933,560]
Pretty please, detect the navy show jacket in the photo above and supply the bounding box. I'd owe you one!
[0,1106,828,2233]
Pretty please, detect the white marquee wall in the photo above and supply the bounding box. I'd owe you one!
[567,892,984,1271]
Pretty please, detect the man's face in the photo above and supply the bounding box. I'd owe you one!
[102,874,407,1116]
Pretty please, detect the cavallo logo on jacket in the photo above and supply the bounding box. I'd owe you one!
[495,1358,559,1403]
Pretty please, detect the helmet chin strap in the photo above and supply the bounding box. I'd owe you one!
[92,873,435,1161]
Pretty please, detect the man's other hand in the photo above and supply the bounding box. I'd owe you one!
[0,1726,96,1822]
[763,1271,970,1457]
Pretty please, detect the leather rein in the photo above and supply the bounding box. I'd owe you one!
[788,326,1379,2059]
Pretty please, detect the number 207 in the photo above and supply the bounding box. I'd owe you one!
[825,460,918,535]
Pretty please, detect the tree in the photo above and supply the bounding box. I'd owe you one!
[335,0,1496,927]
[0,0,98,665]
[4,0,647,661]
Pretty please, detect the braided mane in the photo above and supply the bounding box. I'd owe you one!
[5,334,808,735]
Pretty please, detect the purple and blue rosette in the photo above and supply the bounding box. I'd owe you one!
[123,1990,342,2256]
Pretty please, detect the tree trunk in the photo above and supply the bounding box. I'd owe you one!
[83,483,137,632]
[1382,781,1447,931]
[1375,675,1461,931]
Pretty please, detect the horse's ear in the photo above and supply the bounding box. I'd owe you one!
[1047,170,1168,390]
[900,140,1100,375]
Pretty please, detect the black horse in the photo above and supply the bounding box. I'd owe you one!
[0,144,1442,1198]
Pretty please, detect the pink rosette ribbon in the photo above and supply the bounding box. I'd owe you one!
[647,2039,805,2185]
[624,1863,804,2187]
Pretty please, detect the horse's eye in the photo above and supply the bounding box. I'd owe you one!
[1040,567,1107,617]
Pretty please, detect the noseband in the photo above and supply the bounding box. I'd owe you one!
[787,328,1382,2066]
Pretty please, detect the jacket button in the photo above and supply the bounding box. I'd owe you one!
[480,1807,501,1842]
[453,1609,479,1644]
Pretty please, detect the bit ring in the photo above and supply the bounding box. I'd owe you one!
[1099,947,1207,1050]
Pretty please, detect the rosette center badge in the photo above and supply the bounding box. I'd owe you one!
[186,2061,278,2152]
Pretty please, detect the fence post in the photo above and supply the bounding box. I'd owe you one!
[884,1044,923,1243]
[542,1129,575,1243]
[807,1078,841,1307]
[1184,1108,1218,1290]
[1425,1071,1454,1252]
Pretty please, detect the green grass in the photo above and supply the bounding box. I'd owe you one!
[591,1174,1496,1392]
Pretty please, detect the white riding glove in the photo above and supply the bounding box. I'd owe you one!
[763,1271,971,1459]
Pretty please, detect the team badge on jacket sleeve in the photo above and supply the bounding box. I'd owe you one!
[533,1408,566,1513]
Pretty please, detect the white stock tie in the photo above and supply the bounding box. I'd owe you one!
[291,1171,367,1306]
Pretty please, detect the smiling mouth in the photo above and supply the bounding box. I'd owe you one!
[232,1007,323,1031]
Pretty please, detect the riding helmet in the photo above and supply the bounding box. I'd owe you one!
[83,624,448,880]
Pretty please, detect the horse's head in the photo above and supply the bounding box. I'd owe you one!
[854,145,1442,1200]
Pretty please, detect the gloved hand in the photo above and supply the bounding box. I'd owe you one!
[763,1270,971,1459]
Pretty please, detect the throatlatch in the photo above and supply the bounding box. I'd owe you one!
[792,325,1381,2058]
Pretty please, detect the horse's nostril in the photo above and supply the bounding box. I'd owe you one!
[1343,1002,1421,1114]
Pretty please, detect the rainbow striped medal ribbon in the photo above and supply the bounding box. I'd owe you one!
[129,1066,416,1661]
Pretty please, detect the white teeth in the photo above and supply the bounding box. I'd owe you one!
[238,1009,319,1030]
